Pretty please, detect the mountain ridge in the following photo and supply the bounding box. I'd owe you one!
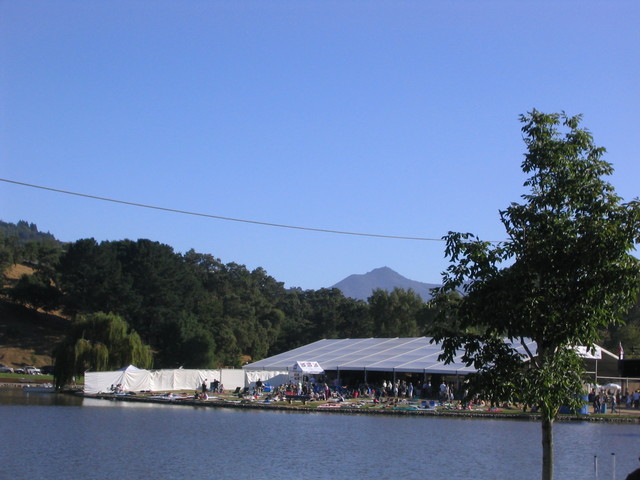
[331,266,440,302]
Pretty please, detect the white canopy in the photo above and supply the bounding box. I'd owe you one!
[292,361,324,375]
[244,337,538,376]
[575,346,602,360]
[84,367,245,394]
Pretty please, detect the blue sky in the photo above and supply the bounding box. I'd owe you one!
[1,1,638,290]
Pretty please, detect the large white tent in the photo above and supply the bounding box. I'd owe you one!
[243,337,538,381]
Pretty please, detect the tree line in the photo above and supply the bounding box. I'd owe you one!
[1,219,638,375]
[1,228,452,369]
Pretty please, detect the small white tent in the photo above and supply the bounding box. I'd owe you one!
[84,370,125,394]
[84,365,154,394]
[116,365,152,392]
[289,360,324,383]
[292,361,324,375]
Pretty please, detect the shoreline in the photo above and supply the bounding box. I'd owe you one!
[79,391,640,424]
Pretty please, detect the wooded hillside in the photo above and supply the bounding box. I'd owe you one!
[1,220,638,370]
[0,222,441,369]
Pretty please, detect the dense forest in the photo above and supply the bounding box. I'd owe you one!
[1,220,639,369]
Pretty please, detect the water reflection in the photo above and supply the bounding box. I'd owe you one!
[1,388,639,480]
[0,387,83,406]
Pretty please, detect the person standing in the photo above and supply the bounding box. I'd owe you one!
[440,381,448,402]
[610,393,618,413]
[323,383,331,401]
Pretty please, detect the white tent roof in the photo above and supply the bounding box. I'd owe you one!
[117,364,144,371]
[291,361,324,375]
[244,337,538,376]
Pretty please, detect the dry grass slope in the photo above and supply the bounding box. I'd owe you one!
[0,264,71,368]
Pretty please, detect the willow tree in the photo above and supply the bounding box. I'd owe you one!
[431,110,640,480]
[54,312,153,389]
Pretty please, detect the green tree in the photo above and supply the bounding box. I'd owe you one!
[0,233,19,273]
[306,288,353,340]
[275,288,372,348]
[57,238,130,316]
[431,110,640,480]
[0,220,58,244]
[368,288,423,337]
[8,273,62,311]
[196,261,286,363]
[21,239,62,273]
[210,318,242,367]
[155,312,217,368]
[270,288,315,353]
[3,236,64,311]
[338,299,372,338]
[112,239,202,343]
[57,239,204,364]
[416,292,456,336]
[53,312,153,389]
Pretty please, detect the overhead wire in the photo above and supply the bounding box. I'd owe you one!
[1,177,453,241]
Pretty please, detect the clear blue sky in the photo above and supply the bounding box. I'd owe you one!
[1,1,638,290]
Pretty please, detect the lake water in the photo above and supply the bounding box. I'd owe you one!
[1,389,639,480]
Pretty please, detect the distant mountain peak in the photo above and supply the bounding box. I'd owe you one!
[368,266,399,275]
[331,267,440,302]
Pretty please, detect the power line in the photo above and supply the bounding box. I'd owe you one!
[0,177,447,241]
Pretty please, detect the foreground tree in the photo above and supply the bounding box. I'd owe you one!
[53,312,153,389]
[431,110,640,480]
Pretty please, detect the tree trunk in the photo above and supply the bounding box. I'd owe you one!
[541,416,554,480]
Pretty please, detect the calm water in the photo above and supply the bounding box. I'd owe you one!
[1,389,639,480]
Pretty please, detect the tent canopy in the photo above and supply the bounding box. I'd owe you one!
[117,364,144,371]
[244,337,538,376]
[292,361,324,375]
[85,368,225,394]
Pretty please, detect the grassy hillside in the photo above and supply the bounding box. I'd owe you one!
[0,265,70,369]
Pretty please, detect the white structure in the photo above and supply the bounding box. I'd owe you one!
[243,337,539,385]
[244,370,288,389]
[289,360,325,383]
[84,365,245,394]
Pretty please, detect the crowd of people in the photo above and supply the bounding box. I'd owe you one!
[194,376,640,414]
[246,378,640,414]
[588,387,640,414]
[196,378,224,400]
[244,377,464,405]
